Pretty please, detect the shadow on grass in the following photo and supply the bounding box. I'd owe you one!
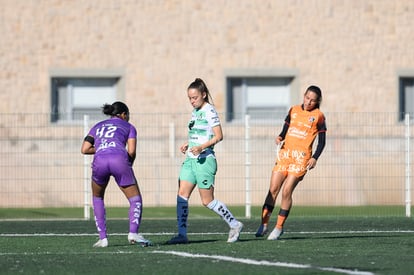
[284,234,400,240]
[164,239,221,245]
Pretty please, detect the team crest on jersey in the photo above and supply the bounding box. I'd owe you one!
[309,116,315,123]
[197,113,205,120]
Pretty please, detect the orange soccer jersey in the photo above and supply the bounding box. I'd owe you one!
[274,105,326,177]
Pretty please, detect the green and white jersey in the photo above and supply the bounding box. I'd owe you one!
[187,103,220,159]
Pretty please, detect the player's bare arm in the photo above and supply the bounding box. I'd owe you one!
[81,135,96,155]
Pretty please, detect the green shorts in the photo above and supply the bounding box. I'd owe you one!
[179,157,217,189]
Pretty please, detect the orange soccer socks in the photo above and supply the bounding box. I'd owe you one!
[261,204,274,226]
[255,204,274,237]
[276,208,290,229]
[266,208,290,240]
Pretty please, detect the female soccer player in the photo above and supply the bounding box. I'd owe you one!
[81,101,151,247]
[255,85,327,240]
[167,78,243,244]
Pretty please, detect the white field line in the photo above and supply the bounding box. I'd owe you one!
[152,250,374,275]
[0,249,375,275]
[0,229,403,275]
[1,230,413,237]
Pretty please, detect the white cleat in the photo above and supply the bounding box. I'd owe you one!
[128,233,152,247]
[267,227,284,240]
[227,221,243,243]
[93,238,108,248]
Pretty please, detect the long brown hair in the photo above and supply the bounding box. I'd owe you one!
[188,78,214,105]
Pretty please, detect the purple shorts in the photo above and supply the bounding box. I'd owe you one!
[91,153,136,187]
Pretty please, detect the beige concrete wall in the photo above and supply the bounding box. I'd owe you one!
[1,0,413,115]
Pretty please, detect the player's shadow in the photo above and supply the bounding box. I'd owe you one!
[163,238,221,245]
[283,234,398,240]
[107,239,219,248]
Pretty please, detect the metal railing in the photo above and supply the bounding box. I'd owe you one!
[0,112,412,218]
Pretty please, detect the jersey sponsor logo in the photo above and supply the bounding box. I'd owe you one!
[279,149,306,163]
[288,127,308,139]
[97,138,116,151]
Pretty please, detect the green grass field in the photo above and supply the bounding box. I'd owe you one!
[1,206,413,275]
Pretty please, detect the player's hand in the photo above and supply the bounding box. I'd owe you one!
[275,136,283,145]
[306,158,317,170]
[180,143,189,154]
[189,146,202,156]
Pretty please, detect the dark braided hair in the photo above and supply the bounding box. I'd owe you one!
[102,101,130,116]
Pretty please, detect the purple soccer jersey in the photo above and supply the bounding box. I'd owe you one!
[88,117,137,186]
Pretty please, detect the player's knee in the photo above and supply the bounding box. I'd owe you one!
[281,189,293,199]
